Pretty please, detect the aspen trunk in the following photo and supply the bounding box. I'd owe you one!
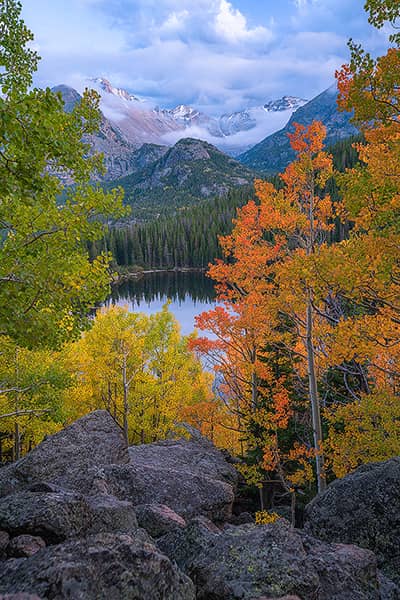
[122,357,129,444]
[306,296,326,493]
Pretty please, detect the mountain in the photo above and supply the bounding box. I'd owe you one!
[53,84,140,181]
[84,78,307,156]
[89,78,186,149]
[112,137,257,218]
[52,84,257,201]
[238,85,358,174]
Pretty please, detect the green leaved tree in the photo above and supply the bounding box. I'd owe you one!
[0,0,126,349]
[0,0,126,451]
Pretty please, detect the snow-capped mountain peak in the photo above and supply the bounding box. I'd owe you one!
[263,95,307,112]
[170,105,200,119]
[78,76,310,155]
[91,77,141,103]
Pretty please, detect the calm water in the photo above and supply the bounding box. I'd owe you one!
[110,271,217,336]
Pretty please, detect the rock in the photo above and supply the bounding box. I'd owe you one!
[304,457,400,584]
[85,494,138,534]
[87,430,238,522]
[7,535,45,558]
[0,411,129,497]
[0,595,42,600]
[0,531,10,559]
[0,490,137,543]
[379,573,400,600]
[128,428,239,487]
[135,503,186,538]
[158,518,391,600]
[0,490,88,543]
[0,532,195,600]
[228,511,255,525]
[252,597,301,600]
[97,462,235,522]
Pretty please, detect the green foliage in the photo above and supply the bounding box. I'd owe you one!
[326,391,400,477]
[0,0,38,93]
[364,0,400,43]
[96,136,362,272]
[96,186,253,269]
[0,337,71,460]
[0,0,126,348]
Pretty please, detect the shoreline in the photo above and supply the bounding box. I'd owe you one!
[113,266,207,284]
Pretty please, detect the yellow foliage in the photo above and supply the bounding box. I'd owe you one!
[61,304,212,444]
[325,391,400,478]
[255,510,281,525]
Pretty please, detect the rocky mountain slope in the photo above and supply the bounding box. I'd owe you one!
[112,137,257,217]
[0,411,398,599]
[238,85,358,174]
[52,85,139,181]
[52,85,257,215]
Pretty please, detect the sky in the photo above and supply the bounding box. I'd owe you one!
[21,0,389,115]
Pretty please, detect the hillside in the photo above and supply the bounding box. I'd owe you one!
[53,85,139,181]
[113,137,257,218]
[238,85,358,174]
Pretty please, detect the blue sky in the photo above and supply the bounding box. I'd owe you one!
[21,0,389,115]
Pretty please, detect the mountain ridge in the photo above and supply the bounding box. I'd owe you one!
[238,85,358,174]
[58,78,307,157]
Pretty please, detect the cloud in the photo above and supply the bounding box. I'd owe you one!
[214,0,272,44]
[21,0,389,115]
[160,107,300,154]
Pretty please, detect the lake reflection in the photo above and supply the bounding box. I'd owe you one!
[109,271,217,336]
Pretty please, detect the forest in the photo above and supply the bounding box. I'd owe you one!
[0,0,400,518]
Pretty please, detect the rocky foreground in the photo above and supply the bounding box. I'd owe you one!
[0,411,398,599]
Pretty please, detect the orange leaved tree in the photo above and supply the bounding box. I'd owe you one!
[192,121,335,500]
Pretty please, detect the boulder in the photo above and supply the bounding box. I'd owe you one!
[253,597,301,600]
[0,531,195,600]
[135,503,186,538]
[0,490,137,543]
[228,511,255,526]
[86,429,239,522]
[95,462,235,522]
[304,457,400,584]
[158,518,395,600]
[85,494,138,534]
[7,535,45,558]
[0,411,129,497]
[128,428,239,487]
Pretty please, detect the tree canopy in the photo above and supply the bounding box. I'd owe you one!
[0,0,125,348]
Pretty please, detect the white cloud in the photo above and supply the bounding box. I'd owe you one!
[214,0,271,44]
[160,10,190,35]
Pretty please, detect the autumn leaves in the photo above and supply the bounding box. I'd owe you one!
[190,34,400,501]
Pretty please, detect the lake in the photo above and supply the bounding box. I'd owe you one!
[110,271,217,336]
